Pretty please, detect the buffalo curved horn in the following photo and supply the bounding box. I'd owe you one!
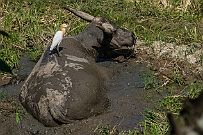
[64,6,116,34]
[64,6,95,22]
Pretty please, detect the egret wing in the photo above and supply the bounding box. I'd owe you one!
[50,31,63,51]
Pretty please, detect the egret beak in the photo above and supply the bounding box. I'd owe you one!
[61,24,68,29]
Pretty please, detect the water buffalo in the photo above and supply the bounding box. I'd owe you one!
[19,7,136,126]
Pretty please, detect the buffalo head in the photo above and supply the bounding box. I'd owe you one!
[64,7,136,60]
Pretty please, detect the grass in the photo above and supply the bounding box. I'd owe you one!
[0,91,7,100]
[0,0,203,135]
[94,125,111,135]
[187,81,203,98]
[171,68,185,86]
[0,0,202,70]
[94,70,203,135]
[141,70,159,90]
[0,0,88,69]
[160,96,183,113]
[138,77,203,135]
[94,125,139,135]
[15,108,22,124]
[142,111,169,135]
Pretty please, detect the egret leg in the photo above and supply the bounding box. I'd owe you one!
[49,41,61,57]
[56,47,60,57]
[56,41,61,57]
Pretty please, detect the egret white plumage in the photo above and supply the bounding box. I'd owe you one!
[49,24,68,55]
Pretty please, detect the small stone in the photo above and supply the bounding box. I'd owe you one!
[0,74,12,86]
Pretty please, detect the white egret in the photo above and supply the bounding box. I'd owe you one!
[49,24,68,55]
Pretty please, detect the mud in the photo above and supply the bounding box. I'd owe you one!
[0,57,157,135]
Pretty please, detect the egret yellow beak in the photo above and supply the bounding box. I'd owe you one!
[61,24,68,28]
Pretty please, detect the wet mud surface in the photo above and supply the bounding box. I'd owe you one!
[0,57,157,135]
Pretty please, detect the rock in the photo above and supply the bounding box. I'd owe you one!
[0,75,12,86]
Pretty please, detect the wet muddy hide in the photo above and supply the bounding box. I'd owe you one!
[19,7,136,127]
[19,38,109,126]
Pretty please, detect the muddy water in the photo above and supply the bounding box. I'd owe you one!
[0,58,156,135]
[99,61,151,128]
[0,57,36,97]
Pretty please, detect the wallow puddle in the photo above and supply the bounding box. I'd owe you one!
[0,57,159,135]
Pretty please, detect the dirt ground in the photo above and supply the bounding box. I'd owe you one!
[1,39,203,134]
[0,57,159,135]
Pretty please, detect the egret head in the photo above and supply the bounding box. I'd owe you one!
[60,24,68,34]
[60,24,68,29]
[61,24,68,28]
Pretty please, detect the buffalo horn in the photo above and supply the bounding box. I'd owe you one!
[64,6,95,22]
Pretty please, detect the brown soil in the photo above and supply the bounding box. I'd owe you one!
[136,41,203,84]
[0,58,158,135]
[0,40,202,134]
